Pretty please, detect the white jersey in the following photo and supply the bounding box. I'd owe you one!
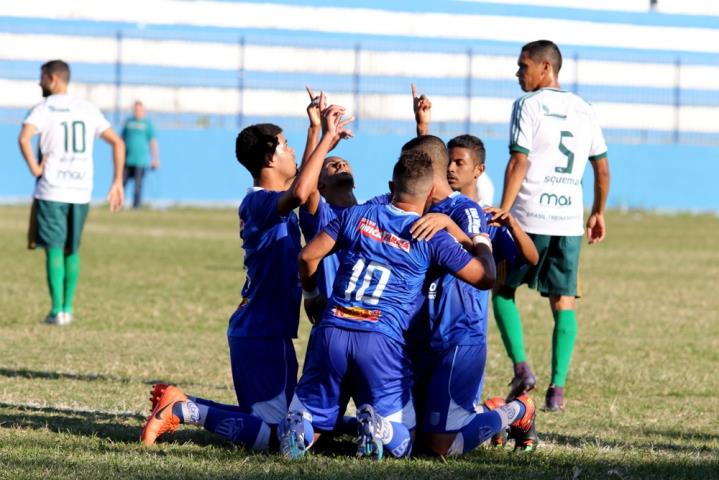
[508,88,607,236]
[24,94,111,204]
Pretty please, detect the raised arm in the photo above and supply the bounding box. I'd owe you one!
[277,104,353,216]
[500,151,529,211]
[100,128,125,212]
[18,124,43,177]
[586,156,610,244]
[411,83,432,136]
[301,86,325,215]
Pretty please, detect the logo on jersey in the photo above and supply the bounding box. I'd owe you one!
[332,305,381,322]
[539,192,573,207]
[358,218,410,252]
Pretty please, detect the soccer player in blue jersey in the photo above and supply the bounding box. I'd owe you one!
[279,149,535,461]
[140,99,354,451]
[408,87,540,454]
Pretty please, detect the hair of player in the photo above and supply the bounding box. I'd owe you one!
[448,134,486,166]
[401,135,449,174]
[235,123,282,178]
[392,149,434,197]
[41,60,71,84]
[521,40,562,74]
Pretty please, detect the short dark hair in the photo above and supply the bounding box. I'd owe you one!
[392,149,434,197]
[448,134,486,166]
[41,60,70,83]
[401,135,449,174]
[235,123,282,178]
[521,40,562,74]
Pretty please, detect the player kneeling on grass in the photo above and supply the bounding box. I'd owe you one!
[140,100,353,451]
[278,149,510,461]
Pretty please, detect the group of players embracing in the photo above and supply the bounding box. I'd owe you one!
[139,81,541,461]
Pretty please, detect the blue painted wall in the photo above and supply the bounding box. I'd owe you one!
[2,124,718,211]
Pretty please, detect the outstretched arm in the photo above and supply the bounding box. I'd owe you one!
[587,156,610,244]
[302,86,325,215]
[18,124,42,177]
[411,83,432,136]
[100,128,125,212]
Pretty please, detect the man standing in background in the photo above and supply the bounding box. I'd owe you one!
[18,59,125,325]
[122,100,159,208]
[494,40,610,411]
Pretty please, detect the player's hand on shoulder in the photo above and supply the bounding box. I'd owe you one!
[410,212,451,241]
[304,295,327,325]
[484,206,514,228]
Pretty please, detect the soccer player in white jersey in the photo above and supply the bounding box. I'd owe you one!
[18,60,125,326]
[495,40,610,411]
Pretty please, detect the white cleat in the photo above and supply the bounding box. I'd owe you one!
[43,312,72,326]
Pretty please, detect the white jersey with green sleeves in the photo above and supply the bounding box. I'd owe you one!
[508,88,607,236]
[24,94,111,204]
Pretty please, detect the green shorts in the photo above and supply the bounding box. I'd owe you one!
[500,234,582,298]
[35,199,90,253]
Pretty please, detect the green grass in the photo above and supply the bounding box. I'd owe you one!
[1,205,717,479]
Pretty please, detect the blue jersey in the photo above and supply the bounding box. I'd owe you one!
[408,193,489,351]
[320,203,473,346]
[228,188,302,338]
[299,198,348,298]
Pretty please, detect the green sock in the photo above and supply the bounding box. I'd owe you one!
[492,292,527,364]
[46,247,65,315]
[63,252,80,314]
[551,309,578,387]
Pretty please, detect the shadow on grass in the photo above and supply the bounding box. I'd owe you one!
[0,367,230,390]
[543,429,718,454]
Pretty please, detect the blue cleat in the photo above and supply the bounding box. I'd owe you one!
[356,404,384,461]
[279,411,307,460]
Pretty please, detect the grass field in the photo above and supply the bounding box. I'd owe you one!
[0,205,718,479]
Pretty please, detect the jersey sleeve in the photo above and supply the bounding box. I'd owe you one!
[300,199,337,242]
[508,96,537,155]
[588,107,608,161]
[451,199,487,236]
[23,103,47,131]
[428,230,474,275]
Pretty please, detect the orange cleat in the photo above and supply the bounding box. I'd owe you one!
[509,394,538,452]
[140,385,187,445]
[149,383,169,411]
[482,396,509,447]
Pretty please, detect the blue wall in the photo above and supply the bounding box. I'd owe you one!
[2,124,718,211]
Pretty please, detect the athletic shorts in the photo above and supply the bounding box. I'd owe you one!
[228,336,298,425]
[412,344,486,433]
[35,199,89,253]
[501,234,582,297]
[292,326,415,431]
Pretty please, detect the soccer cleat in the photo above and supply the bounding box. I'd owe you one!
[482,396,508,447]
[506,362,537,401]
[508,394,538,452]
[356,404,384,461]
[279,411,307,460]
[149,383,169,411]
[543,385,566,412]
[140,385,187,445]
[43,312,71,326]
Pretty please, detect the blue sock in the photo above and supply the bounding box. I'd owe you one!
[189,396,246,413]
[455,401,526,454]
[383,421,412,458]
[204,406,270,450]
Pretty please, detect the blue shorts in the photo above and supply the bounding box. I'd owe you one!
[412,344,486,433]
[293,326,415,431]
[228,336,298,425]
